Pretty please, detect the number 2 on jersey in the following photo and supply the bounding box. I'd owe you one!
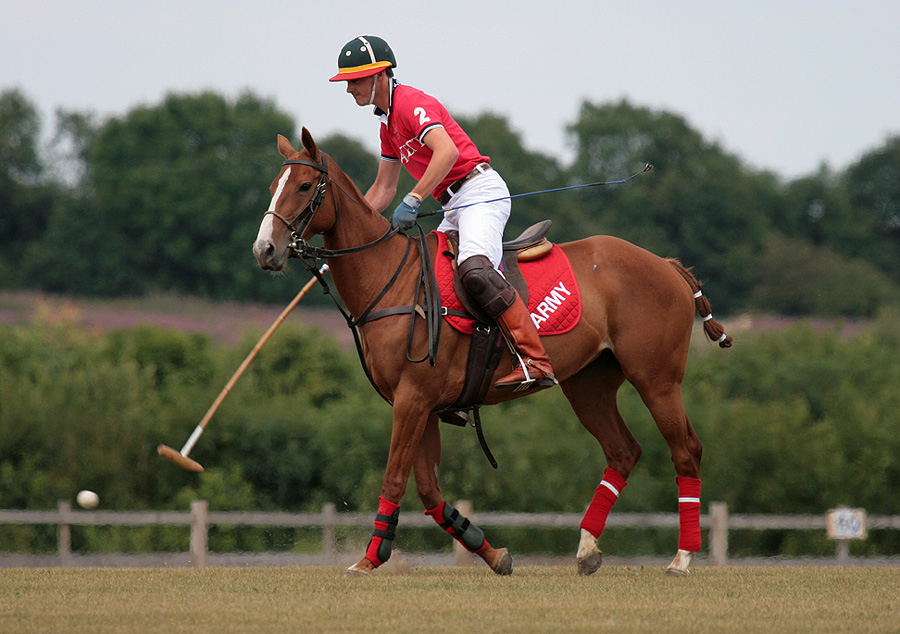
[413,107,431,126]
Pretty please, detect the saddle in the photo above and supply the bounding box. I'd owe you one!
[446,219,552,322]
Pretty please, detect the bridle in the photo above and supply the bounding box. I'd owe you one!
[264,155,331,244]
[263,153,398,260]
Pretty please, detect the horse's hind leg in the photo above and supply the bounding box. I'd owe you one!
[413,416,513,575]
[560,354,642,575]
[631,380,703,577]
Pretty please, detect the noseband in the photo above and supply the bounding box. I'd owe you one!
[264,155,330,242]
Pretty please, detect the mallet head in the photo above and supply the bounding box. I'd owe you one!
[157,444,205,472]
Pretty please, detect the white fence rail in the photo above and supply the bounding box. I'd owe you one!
[2,500,899,568]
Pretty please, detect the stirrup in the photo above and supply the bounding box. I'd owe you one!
[495,371,557,392]
[495,351,557,392]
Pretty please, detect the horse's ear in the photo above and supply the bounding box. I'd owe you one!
[277,134,295,159]
[300,127,321,161]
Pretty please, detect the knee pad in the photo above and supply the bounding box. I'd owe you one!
[458,255,515,320]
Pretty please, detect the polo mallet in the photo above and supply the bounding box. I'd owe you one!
[157,264,329,472]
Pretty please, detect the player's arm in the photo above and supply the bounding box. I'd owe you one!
[389,127,459,230]
[412,127,459,201]
[365,159,402,213]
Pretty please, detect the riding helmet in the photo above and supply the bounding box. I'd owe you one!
[329,35,396,81]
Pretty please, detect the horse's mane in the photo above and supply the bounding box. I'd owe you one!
[323,153,382,219]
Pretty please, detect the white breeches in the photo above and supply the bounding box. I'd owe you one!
[437,168,511,270]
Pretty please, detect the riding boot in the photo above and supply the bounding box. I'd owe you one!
[494,291,557,391]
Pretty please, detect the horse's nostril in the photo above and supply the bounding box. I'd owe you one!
[253,239,278,266]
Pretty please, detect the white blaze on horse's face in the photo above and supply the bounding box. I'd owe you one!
[255,166,292,244]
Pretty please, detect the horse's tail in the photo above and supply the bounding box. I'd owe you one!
[666,259,733,349]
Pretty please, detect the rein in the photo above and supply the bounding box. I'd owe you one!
[290,226,398,260]
[417,163,655,217]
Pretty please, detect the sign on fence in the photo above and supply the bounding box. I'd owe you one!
[826,507,867,541]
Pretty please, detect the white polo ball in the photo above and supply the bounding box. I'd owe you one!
[76,490,99,509]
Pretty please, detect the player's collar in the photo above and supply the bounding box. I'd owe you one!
[374,78,399,122]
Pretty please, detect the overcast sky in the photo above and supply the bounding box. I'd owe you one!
[3,1,898,180]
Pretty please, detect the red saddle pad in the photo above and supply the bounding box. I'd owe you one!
[435,231,582,336]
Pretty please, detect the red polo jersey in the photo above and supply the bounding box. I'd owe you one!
[378,80,490,201]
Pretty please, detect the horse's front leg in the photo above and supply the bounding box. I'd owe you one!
[347,391,432,577]
[413,415,513,576]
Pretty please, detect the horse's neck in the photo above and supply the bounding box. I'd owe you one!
[324,175,412,316]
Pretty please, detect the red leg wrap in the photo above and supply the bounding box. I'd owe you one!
[580,468,627,538]
[676,476,702,552]
[364,496,400,567]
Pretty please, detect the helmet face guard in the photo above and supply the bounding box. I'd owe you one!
[329,35,396,81]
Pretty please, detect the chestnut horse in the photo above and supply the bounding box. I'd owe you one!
[253,128,732,577]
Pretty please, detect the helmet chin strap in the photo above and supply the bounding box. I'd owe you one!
[365,77,377,106]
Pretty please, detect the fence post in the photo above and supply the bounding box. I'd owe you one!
[454,500,475,567]
[58,500,72,565]
[709,501,729,566]
[835,539,850,563]
[190,500,208,567]
[322,502,336,562]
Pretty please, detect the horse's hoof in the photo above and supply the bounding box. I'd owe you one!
[577,551,603,576]
[491,549,514,576]
[345,566,371,577]
[576,529,602,576]
[346,559,374,577]
[664,566,690,578]
[664,549,695,577]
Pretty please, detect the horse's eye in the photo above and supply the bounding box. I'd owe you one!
[299,183,312,192]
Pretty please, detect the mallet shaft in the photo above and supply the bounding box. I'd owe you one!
[193,264,329,435]
[158,264,329,471]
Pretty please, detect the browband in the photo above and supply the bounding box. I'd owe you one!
[282,155,329,174]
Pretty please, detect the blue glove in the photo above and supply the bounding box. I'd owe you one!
[391,193,421,230]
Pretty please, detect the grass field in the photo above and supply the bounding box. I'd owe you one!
[2,565,898,634]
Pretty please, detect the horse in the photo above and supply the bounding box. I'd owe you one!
[252,128,732,577]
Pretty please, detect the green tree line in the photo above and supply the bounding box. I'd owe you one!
[2,87,900,315]
[2,311,898,557]
[2,86,900,559]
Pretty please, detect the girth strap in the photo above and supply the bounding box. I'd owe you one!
[435,323,503,468]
